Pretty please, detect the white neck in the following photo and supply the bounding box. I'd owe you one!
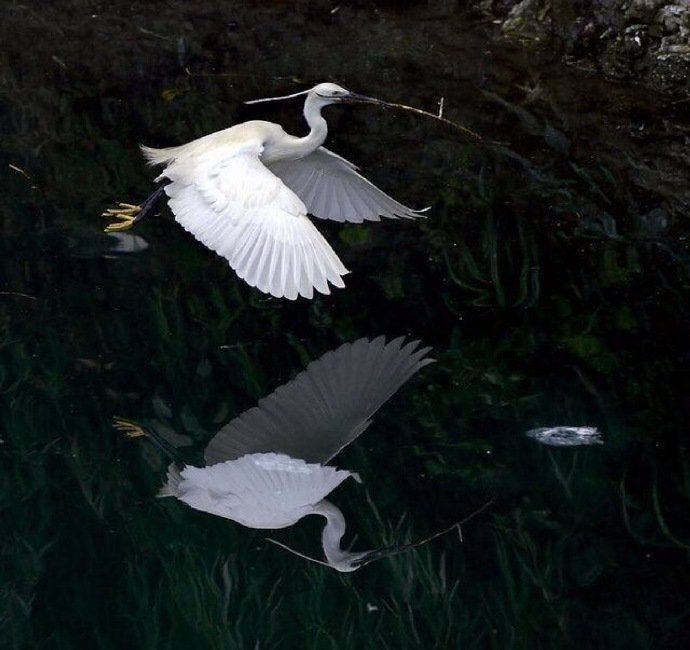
[288,93,328,158]
[312,500,369,572]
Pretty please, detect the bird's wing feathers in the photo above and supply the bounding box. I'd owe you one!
[204,337,434,466]
[173,453,356,528]
[153,137,348,300]
[267,147,425,223]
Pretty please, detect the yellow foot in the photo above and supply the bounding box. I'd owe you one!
[112,416,146,438]
[103,203,142,232]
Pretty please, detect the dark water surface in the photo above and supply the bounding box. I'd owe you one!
[2,2,690,648]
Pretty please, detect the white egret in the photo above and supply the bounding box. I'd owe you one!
[119,336,434,571]
[104,82,426,300]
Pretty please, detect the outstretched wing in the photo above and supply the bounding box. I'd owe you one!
[204,336,434,466]
[268,147,426,223]
[143,133,348,300]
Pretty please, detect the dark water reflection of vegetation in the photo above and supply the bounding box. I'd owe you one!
[2,2,689,648]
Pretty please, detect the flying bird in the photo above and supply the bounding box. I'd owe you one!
[119,336,433,571]
[104,82,426,300]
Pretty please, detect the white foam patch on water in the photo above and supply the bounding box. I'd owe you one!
[525,426,603,447]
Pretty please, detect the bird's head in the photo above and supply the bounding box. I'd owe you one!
[266,538,385,573]
[245,82,384,107]
[310,83,382,106]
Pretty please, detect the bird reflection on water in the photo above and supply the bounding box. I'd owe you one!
[120,337,457,572]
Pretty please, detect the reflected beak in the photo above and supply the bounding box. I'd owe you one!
[350,544,408,568]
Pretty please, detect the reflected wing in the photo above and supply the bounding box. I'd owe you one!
[166,453,356,528]
[204,336,434,465]
[268,147,426,223]
[144,135,347,300]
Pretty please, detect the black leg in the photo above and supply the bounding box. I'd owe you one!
[134,185,166,224]
[103,185,167,232]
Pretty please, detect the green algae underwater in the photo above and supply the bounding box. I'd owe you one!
[2,1,690,648]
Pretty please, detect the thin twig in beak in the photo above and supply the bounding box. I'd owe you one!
[352,497,496,568]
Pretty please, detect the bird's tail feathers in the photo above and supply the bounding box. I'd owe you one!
[140,144,184,166]
[158,464,183,498]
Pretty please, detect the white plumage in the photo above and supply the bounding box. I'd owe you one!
[162,453,357,529]
[153,336,433,571]
[139,82,425,300]
[268,147,421,223]
[204,335,433,465]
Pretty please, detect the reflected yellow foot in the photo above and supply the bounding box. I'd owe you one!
[103,203,142,232]
[113,416,146,438]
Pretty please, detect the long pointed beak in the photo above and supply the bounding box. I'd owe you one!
[349,543,409,568]
[343,93,387,106]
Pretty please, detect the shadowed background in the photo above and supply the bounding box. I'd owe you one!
[1,1,689,647]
